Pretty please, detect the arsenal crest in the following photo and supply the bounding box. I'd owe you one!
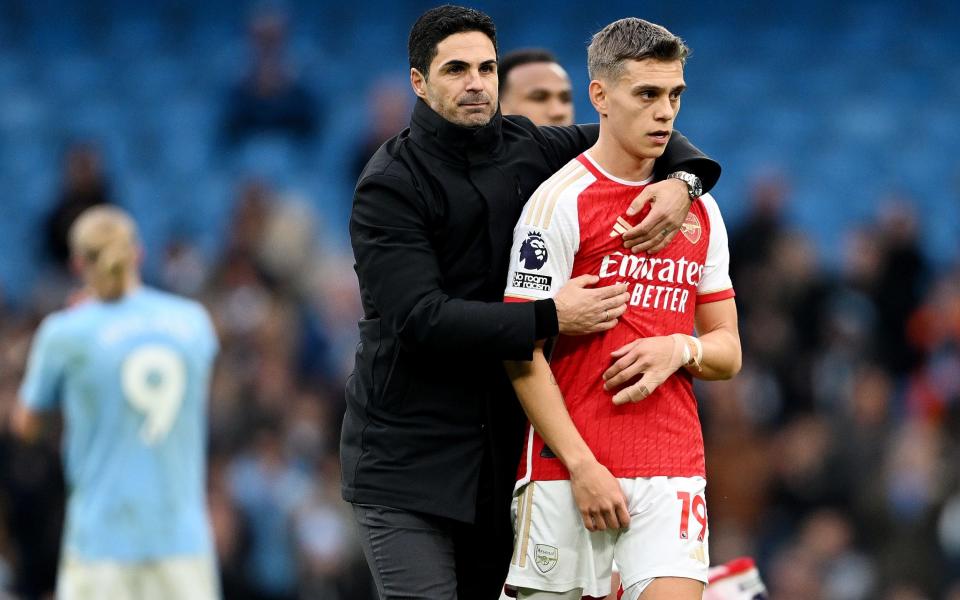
[680,212,702,244]
[534,544,558,573]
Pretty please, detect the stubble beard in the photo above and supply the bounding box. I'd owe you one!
[430,88,495,128]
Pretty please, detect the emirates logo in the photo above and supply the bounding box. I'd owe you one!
[680,213,702,244]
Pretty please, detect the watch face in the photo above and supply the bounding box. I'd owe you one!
[691,177,702,197]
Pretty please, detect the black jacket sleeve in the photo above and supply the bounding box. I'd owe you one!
[350,173,541,360]
[536,124,721,193]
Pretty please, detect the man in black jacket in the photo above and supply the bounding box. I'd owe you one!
[342,6,721,599]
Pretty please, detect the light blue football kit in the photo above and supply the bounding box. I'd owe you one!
[20,287,218,562]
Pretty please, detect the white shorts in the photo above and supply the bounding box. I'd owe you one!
[56,553,220,600]
[507,476,709,598]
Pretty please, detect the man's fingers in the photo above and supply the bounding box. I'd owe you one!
[624,198,668,239]
[593,319,618,333]
[600,292,630,313]
[627,219,674,252]
[569,273,600,287]
[613,370,669,404]
[622,214,664,244]
[588,510,605,531]
[612,383,651,406]
[610,339,640,359]
[593,283,629,300]
[644,228,681,254]
[625,187,654,217]
[603,359,643,390]
[581,511,595,531]
[601,507,620,530]
[615,502,632,529]
[607,302,628,319]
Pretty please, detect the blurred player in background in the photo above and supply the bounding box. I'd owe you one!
[704,558,767,600]
[12,206,220,600]
[499,49,574,126]
[503,18,741,600]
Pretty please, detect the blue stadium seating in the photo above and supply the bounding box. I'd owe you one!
[0,0,957,303]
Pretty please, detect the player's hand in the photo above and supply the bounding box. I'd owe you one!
[622,178,691,254]
[568,459,631,531]
[554,275,629,336]
[604,335,686,405]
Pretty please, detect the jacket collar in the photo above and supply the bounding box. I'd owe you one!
[409,98,502,161]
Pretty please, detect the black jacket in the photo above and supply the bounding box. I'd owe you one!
[342,99,720,523]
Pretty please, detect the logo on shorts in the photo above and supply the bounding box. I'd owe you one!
[534,544,558,573]
[680,212,702,244]
[519,231,548,270]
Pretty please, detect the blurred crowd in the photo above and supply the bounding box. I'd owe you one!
[702,176,960,599]
[0,162,375,600]
[0,4,959,600]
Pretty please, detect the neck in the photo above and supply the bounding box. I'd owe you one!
[589,128,655,182]
[84,274,142,300]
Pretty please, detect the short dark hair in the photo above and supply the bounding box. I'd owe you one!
[587,18,689,81]
[408,5,497,78]
[498,48,559,93]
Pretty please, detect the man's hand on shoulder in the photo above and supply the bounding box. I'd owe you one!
[621,178,692,254]
[554,275,629,336]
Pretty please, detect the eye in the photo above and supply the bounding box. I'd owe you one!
[480,63,495,74]
[447,64,464,74]
[528,91,549,102]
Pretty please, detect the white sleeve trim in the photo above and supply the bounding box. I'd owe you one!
[698,193,733,295]
[504,166,593,300]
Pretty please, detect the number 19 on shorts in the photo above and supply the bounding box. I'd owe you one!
[677,491,707,542]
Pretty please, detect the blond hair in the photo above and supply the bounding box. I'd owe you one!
[68,206,139,301]
[588,18,689,82]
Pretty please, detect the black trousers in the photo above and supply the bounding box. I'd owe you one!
[352,471,511,600]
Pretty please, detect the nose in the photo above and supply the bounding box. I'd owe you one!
[653,96,675,122]
[465,69,484,91]
[547,98,569,122]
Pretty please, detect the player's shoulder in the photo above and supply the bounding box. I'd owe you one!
[696,192,727,226]
[522,157,595,229]
[139,287,210,320]
[357,131,409,181]
[698,192,721,213]
[35,309,74,339]
[31,301,98,351]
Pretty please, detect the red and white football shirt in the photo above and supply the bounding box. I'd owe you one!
[504,152,735,485]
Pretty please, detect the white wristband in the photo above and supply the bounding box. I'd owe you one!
[691,336,703,370]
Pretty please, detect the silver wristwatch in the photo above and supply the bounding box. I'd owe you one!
[667,171,703,200]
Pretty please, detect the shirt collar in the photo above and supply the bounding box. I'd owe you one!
[409,98,503,161]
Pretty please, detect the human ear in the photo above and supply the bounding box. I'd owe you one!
[410,68,428,100]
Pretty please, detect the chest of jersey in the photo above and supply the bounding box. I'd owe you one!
[572,178,711,335]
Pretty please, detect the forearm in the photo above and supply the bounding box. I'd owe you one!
[684,328,742,380]
[505,346,596,472]
[352,174,558,359]
[655,130,721,193]
[393,295,556,359]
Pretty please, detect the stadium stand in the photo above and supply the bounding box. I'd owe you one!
[0,1,958,598]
